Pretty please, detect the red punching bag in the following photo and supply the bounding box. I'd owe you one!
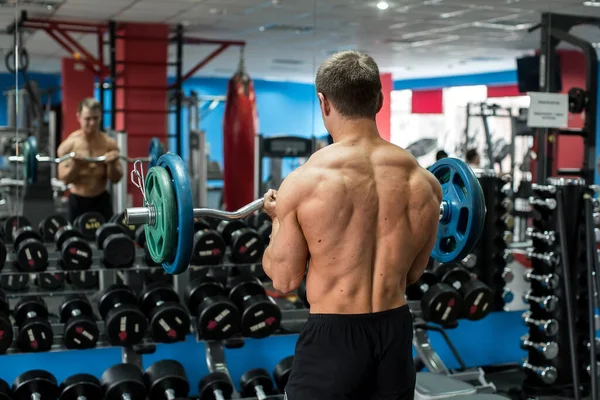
[223,61,259,211]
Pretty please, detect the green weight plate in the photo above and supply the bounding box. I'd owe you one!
[144,166,177,263]
[23,136,38,184]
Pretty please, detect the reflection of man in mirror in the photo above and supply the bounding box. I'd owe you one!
[57,98,123,223]
[466,148,480,169]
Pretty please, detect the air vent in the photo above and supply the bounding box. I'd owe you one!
[272,59,304,65]
[260,24,314,33]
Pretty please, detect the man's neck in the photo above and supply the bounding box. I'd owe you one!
[329,118,380,144]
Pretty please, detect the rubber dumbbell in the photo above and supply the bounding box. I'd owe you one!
[217,220,265,263]
[101,364,146,400]
[405,270,462,325]
[192,219,226,265]
[59,295,99,349]
[522,290,558,312]
[198,372,233,400]
[0,238,7,272]
[2,215,31,244]
[522,361,557,384]
[12,370,59,400]
[143,360,190,400]
[0,288,13,353]
[273,356,294,393]
[96,223,136,268]
[109,212,136,239]
[228,276,281,338]
[434,264,493,321]
[35,270,66,291]
[54,226,93,271]
[520,334,559,360]
[0,272,29,292]
[14,296,53,352]
[97,284,148,346]
[524,270,560,290]
[0,379,10,400]
[67,271,99,290]
[249,212,270,231]
[240,369,274,400]
[73,212,105,241]
[38,215,68,242]
[139,283,190,343]
[521,311,559,336]
[13,226,48,273]
[59,374,103,400]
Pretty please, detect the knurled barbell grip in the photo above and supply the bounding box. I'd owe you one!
[520,335,559,360]
[522,361,558,384]
[526,250,559,266]
[529,197,557,210]
[526,228,556,245]
[522,311,559,336]
[522,290,558,312]
[531,184,557,194]
[524,271,560,290]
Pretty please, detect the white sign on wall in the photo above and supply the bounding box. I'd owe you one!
[527,92,568,128]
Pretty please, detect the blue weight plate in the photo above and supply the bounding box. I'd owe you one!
[148,138,165,169]
[25,136,38,184]
[157,153,194,274]
[428,158,486,263]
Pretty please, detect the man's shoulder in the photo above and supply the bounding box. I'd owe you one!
[100,132,118,147]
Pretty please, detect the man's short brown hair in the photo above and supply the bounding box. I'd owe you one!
[315,51,382,119]
[78,98,101,113]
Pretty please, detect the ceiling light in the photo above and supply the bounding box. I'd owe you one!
[259,26,266,31]
[376,1,389,10]
[584,0,600,6]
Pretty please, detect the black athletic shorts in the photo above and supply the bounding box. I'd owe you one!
[67,191,113,224]
[285,305,415,400]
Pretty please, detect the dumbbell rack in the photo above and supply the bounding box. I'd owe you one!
[408,300,497,393]
[471,170,515,311]
[521,179,600,399]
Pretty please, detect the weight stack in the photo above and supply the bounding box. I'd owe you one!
[522,178,594,398]
[472,170,514,311]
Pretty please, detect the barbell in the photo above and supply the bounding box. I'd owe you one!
[11,136,166,184]
[125,153,486,275]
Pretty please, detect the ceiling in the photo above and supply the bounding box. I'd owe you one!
[1,0,600,82]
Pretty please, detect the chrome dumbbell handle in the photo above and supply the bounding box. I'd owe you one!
[529,197,557,210]
[524,271,560,290]
[522,291,558,312]
[500,231,513,244]
[531,184,557,194]
[501,198,514,212]
[521,335,559,360]
[526,228,556,245]
[522,361,558,384]
[522,311,559,336]
[526,250,559,266]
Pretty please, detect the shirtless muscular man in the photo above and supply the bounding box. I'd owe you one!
[261,51,442,399]
[57,98,123,223]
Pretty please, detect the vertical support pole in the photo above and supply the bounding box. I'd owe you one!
[109,20,117,130]
[98,30,105,130]
[48,110,57,181]
[537,13,554,184]
[114,131,128,212]
[175,24,184,156]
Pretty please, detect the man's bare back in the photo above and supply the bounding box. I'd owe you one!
[57,130,121,197]
[271,135,441,315]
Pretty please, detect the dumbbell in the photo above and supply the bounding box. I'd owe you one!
[59,295,99,349]
[523,270,559,290]
[97,284,148,346]
[13,226,48,273]
[12,370,59,400]
[67,271,99,290]
[522,361,558,384]
[185,277,240,340]
[217,220,265,263]
[249,212,270,231]
[228,276,281,338]
[96,223,136,268]
[501,267,514,283]
[35,270,66,291]
[520,334,559,360]
[101,364,146,400]
[0,272,29,292]
[529,196,557,210]
[0,288,12,353]
[59,374,103,400]
[521,311,559,336]
[240,369,274,400]
[522,290,558,312]
[144,360,190,400]
[0,379,9,400]
[54,226,93,271]
[273,356,294,393]
[192,219,226,265]
[434,264,493,321]
[73,212,105,241]
[198,372,233,400]
[14,296,53,352]
[38,215,68,242]
[2,215,31,244]
[109,212,136,239]
[139,283,190,343]
[405,270,462,325]
[526,250,559,266]
[526,228,556,245]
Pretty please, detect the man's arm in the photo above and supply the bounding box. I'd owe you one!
[262,173,310,293]
[56,137,78,184]
[105,138,123,183]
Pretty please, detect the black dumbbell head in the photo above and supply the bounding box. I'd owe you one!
[13,226,41,249]
[216,220,247,243]
[139,284,190,343]
[0,273,29,292]
[0,240,7,272]
[110,212,136,239]
[95,223,127,249]
[192,230,226,265]
[35,272,66,291]
[0,379,10,400]
[139,283,180,315]
[198,372,233,400]
[59,296,99,350]
[103,234,136,268]
[97,285,137,319]
[460,279,494,321]
[273,356,294,392]
[39,215,68,242]
[0,309,12,354]
[229,228,264,264]
[14,296,48,325]
[185,277,222,311]
[101,364,146,400]
[3,216,31,243]
[420,283,463,325]
[194,218,212,232]
[68,271,99,290]
[135,225,146,247]
[144,360,190,400]
[74,212,105,241]
[14,297,53,353]
[55,226,83,250]
[435,263,471,285]
[59,374,102,400]
[240,368,273,398]
[98,285,148,346]
[13,370,58,400]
